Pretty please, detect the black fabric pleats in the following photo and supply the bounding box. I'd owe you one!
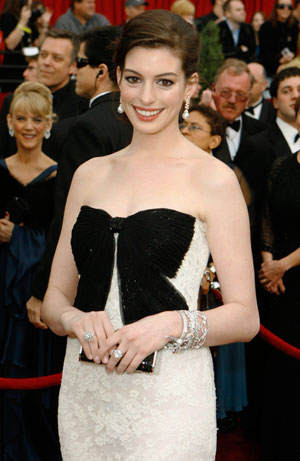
[71,206,196,324]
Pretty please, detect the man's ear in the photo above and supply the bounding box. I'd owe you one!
[69,60,77,76]
[96,64,108,78]
[272,97,278,110]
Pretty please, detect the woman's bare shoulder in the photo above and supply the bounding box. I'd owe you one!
[74,147,128,177]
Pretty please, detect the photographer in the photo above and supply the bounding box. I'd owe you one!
[0,0,51,91]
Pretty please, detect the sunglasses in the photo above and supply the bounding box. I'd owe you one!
[277,4,293,9]
[76,57,93,69]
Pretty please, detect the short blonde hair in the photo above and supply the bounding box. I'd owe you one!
[170,0,196,17]
[10,81,53,120]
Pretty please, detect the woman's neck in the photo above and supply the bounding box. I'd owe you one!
[128,123,186,159]
[15,146,43,165]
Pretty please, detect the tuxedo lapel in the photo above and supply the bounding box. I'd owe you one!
[269,123,292,157]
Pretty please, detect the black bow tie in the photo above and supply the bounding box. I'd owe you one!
[295,133,300,142]
[228,120,240,132]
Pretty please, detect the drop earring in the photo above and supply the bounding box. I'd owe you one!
[9,127,14,137]
[117,97,124,114]
[182,97,190,120]
[44,129,51,139]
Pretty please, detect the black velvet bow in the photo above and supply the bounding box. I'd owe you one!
[71,206,196,324]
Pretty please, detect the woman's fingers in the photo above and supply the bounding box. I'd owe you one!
[77,311,114,363]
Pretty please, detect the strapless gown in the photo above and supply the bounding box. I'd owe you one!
[58,207,216,460]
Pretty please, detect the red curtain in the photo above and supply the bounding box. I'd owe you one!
[0,0,275,26]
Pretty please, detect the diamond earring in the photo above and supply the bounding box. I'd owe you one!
[182,97,190,120]
[9,127,14,137]
[44,129,51,139]
[117,97,124,114]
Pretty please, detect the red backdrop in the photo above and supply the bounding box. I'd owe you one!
[0,0,275,26]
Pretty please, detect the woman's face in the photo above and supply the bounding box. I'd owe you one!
[251,12,265,32]
[118,46,195,136]
[8,108,51,151]
[180,111,216,153]
[276,0,293,22]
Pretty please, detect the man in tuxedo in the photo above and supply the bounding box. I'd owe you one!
[239,66,300,193]
[217,0,256,62]
[205,59,267,169]
[27,26,133,326]
[245,62,276,125]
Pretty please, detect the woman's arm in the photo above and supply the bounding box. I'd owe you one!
[42,162,115,362]
[4,6,31,50]
[199,162,260,346]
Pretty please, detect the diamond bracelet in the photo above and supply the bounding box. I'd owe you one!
[164,310,208,353]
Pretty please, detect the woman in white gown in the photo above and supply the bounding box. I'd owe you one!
[42,10,259,461]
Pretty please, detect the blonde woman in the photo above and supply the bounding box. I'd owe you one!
[0,81,59,460]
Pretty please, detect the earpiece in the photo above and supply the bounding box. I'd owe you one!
[96,70,103,77]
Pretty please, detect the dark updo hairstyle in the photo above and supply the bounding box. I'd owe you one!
[114,9,200,80]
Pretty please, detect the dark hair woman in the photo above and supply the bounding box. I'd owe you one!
[42,10,259,460]
[0,0,50,92]
[258,96,300,460]
[259,0,298,77]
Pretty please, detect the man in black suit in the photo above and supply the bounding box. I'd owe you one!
[245,62,276,125]
[217,0,256,62]
[27,26,133,324]
[201,59,267,168]
[195,0,225,32]
[239,66,300,197]
[0,29,88,160]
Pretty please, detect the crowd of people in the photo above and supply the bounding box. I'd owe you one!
[0,1,299,460]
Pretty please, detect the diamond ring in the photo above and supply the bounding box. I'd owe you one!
[83,331,95,342]
[112,349,123,359]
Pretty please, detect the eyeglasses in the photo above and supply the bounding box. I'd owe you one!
[76,57,93,69]
[277,4,293,9]
[179,122,211,134]
[216,88,249,102]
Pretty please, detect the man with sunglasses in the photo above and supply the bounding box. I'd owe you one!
[28,26,132,341]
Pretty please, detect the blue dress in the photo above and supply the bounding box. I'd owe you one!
[0,159,62,460]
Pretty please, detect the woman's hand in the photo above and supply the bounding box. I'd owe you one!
[258,259,286,294]
[100,311,182,374]
[19,5,32,26]
[26,296,48,329]
[0,213,14,243]
[61,309,115,364]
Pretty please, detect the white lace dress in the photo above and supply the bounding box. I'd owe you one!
[58,209,216,460]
